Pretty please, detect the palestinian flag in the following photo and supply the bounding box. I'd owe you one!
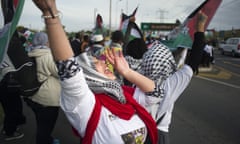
[0,0,25,79]
[93,14,108,37]
[119,7,139,35]
[162,0,222,51]
[119,6,146,58]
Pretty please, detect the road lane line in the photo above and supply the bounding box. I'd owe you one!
[199,71,231,79]
[214,65,240,77]
[223,61,240,67]
[196,76,240,89]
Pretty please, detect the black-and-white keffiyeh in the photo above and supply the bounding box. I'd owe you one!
[125,55,142,72]
[56,53,126,104]
[139,41,177,98]
[56,57,80,80]
[77,52,126,103]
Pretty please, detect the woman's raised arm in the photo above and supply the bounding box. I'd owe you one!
[32,0,73,61]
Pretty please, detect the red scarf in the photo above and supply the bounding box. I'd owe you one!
[74,86,158,144]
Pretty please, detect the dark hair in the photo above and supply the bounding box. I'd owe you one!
[111,30,124,43]
[83,35,89,42]
[126,38,147,59]
[75,32,81,39]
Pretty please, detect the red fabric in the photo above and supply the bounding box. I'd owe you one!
[187,0,222,40]
[13,0,18,8]
[121,86,158,144]
[71,96,102,144]
[97,94,135,120]
[81,96,102,144]
[72,86,158,144]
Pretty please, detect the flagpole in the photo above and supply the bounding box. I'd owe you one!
[115,0,122,28]
[94,8,97,28]
[109,0,112,36]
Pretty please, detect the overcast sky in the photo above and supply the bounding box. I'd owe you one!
[1,0,240,32]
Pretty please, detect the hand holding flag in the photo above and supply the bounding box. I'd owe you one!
[119,6,147,58]
[162,0,222,50]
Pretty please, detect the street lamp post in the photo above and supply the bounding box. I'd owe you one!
[109,0,112,36]
[94,8,97,27]
[126,0,128,14]
[116,0,123,28]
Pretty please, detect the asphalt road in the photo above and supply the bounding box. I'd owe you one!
[170,49,240,144]
[170,76,240,144]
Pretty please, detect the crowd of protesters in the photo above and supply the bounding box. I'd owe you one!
[0,0,210,144]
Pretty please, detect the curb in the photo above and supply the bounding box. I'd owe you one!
[198,65,213,72]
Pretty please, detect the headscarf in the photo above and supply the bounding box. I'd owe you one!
[30,32,49,51]
[139,40,177,98]
[76,52,126,103]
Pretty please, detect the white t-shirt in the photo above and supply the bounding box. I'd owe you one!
[204,44,213,56]
[134,65,193,132]
[60,69,148,144]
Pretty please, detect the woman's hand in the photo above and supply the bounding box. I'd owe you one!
[106,48,130,76]
[32,0,58,16]
[196,11,208,32]
[106,48,155,92]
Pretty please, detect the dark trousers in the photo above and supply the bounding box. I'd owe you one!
[202,51,211,67]
[144,130,169,144]
[157,130,169,144]
[0,79,26,135]
[25,99,59,144]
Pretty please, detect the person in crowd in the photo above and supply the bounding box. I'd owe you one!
[202,40,214,67]
[0,74,26,141]
[31,0,158,144]
[24,32,61,144]
[110,30,124,49]
[0,32,26,141]
[70,32,82,57]
[108,30,125,83]
[125,38,148,60]
[80,34,90,53]
[89,34,106,57]
[0,1,26,141]
[125,11,208,144]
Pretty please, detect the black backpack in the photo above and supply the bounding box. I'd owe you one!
[16,57,44,97]
[7,32,44,97]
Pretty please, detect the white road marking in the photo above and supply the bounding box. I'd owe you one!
[196,75,240,89]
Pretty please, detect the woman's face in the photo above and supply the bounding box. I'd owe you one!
[93,57,116,80]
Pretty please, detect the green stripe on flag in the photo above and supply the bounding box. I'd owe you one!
[0,0,25,64]
[161,32,192,51]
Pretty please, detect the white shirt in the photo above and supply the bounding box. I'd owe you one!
[134,65,193,132]
[60,69,148,144]
[204,44,213,56]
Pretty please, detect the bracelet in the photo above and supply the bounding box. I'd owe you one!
[41,11,62,19]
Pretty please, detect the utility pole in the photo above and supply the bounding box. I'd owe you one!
[115,0,123,28]
[94,8,97,27]
[109,0,112,36]
[157,9,168,23]
[126,0,128,14]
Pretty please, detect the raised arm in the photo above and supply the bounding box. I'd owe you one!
[186,11,208,73]
[32,0,73,61]
[106,49,155,92]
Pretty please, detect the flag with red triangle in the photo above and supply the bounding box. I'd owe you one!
[162,0,222,50]
[93,14,108,37]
